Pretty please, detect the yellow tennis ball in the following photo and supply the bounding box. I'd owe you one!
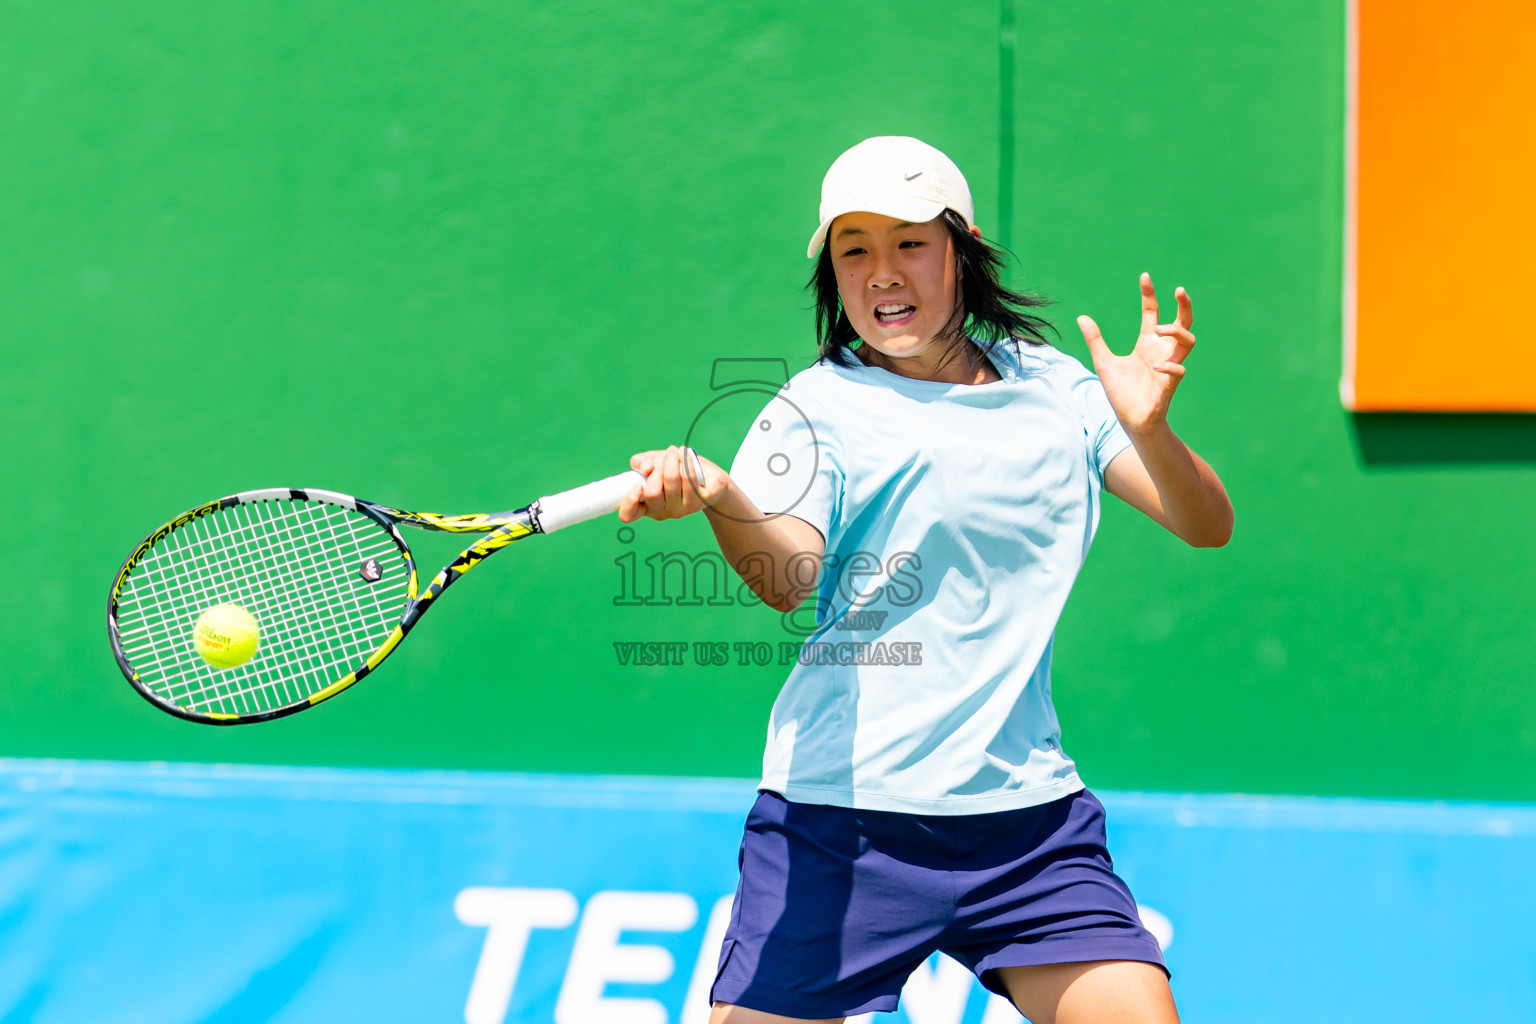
[193,603,260,669]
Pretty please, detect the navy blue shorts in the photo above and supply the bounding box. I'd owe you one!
[709,788,1166,1019]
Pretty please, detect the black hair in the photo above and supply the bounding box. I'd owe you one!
[808,209,1054,373]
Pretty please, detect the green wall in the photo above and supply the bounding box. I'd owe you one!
[3,1,1532,802]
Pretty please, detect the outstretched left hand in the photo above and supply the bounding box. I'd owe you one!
[1077,273,1196,437]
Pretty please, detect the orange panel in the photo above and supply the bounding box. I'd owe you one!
[1344,0,1536,411]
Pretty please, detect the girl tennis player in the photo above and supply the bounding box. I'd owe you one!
[619,136,1231,1024]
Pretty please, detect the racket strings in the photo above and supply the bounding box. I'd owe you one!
[175,504,397,711]
[187,501,405,711]
[191,503,401,710]
[114,500,411,716]
[120,502,348,712]
[121,501,403,714]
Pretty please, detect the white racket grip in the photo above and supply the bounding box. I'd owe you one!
[534,470,645,533]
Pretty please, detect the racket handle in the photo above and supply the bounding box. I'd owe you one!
[533,470,646,533]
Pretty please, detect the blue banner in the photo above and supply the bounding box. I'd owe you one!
[0,759,1532,1023]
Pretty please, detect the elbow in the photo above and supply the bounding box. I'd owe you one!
[749,585,804,615]
[1185,506,1234,548]
[767,593,810,615]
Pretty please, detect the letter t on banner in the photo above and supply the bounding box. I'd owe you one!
[455,887,580,1024]
[556,891,699,1024]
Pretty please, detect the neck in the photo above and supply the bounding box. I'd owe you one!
[856,338,1001,385]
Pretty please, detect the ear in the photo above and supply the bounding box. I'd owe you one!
[969,224,982,239]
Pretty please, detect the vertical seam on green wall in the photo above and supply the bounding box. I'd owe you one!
[999,0,1016,262]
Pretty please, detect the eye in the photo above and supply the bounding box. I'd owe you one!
[898,239,924,249]
[840,246,867,257]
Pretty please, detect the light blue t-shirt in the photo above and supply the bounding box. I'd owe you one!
[729,340,1134,814]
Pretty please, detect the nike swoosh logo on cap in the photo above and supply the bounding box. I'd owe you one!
[903,171,923,180]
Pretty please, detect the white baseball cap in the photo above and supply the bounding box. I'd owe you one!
[806,136,975,258]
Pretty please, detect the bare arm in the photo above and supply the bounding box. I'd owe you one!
[1103,431,1232,547]
[618,445,825,612]
[1078,274,1234,548]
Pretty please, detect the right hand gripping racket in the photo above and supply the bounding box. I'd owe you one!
[106,471,643,725]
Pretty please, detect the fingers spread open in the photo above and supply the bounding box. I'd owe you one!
[1140,272,1159,334]
[1175,286,1193,329]
[1077,314,1112,356]
[1153,322,1197,362]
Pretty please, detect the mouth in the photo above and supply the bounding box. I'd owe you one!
[874,302,917,325]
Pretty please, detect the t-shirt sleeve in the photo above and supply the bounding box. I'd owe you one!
[728,387,842,540]
[1077,374,1134,481]
[1038,347,1133,482]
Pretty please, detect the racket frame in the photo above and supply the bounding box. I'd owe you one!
[106,487,539,726]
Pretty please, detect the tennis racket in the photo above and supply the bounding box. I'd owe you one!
[107,471,643,725]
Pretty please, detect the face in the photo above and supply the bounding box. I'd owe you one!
[829,211,973,373]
